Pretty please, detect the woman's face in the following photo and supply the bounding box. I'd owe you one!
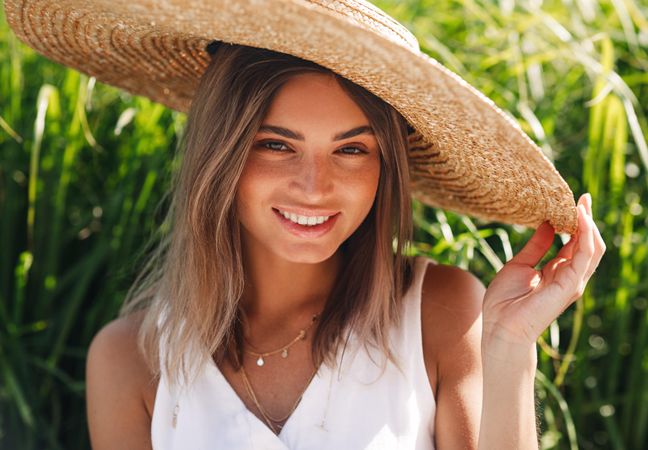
[236,72,381,264]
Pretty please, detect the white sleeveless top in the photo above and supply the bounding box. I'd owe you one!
[151,255,436,449]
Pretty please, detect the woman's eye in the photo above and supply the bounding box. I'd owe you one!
[257,141,366,156]
[338,147,366,156]
[259,141,290,152]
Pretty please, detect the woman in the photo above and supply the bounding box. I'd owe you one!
[5,1,605,449]
[94,43,602,450]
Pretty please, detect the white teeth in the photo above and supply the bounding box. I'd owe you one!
[278,209,332,226]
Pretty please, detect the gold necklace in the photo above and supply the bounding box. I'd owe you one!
[239,362,319,434]
[243,313,319,366]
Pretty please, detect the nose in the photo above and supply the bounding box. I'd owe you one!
[291,152,334,200]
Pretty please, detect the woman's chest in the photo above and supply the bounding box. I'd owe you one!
[216,345,320,435]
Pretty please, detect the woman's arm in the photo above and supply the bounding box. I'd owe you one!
[422,264,485,449]
[86,313,155,450]
[424,269,541,449]
[478,193,605,449]
[479,332,539,449]
[428,194,604,449]
[423,266,540,449]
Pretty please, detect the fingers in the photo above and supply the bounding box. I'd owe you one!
[580,194,606,280]
[509,221,555,267]
[554,193,588,261]
[569,203,595,291]
[551,194,603,303]
[586,229,605,279]
[554,232,577,261]
[582,193,593,216]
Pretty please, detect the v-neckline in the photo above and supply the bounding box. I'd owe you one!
[207,356,326,442]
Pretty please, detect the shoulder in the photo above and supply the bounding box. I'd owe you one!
[420,261,485,379]
[86,310,159,449]
[420,261,485,337]
[420,261,485,446]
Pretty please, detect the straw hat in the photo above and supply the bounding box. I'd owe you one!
[4,0,577,233]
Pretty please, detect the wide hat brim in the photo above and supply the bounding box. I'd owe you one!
[4,0,577,233]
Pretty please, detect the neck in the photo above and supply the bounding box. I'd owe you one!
[239,244,342,337]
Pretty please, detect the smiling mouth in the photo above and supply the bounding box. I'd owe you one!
[272,208,339,226]
[272,208,340,237]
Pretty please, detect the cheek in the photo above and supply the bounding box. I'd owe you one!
[341,158,381,212]
[360,156,381,195]
[235,163,267,218]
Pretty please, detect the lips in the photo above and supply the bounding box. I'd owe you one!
[272,206,340,217]
[272,208,340,238]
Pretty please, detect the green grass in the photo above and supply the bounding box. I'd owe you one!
[1,0,647,448]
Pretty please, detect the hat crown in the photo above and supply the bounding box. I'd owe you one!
[306,0,420,52]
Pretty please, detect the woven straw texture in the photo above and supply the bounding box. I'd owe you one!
[4,0,578,233]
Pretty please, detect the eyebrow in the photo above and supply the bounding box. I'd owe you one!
[258,124,374,141]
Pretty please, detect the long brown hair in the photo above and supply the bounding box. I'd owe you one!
[119,42,416,387]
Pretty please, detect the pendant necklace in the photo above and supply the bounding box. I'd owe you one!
[243,313,320,366]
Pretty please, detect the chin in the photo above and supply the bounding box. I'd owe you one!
[275,244,339,265]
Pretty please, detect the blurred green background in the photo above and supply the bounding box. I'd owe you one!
[1,0,646,448]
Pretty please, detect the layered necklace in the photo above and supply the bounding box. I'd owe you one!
[239,312,321,435]
[243,313,319,366]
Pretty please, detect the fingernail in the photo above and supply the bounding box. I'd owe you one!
[585,193,592,209]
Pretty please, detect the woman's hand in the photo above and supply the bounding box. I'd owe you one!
[482,193,606,351]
